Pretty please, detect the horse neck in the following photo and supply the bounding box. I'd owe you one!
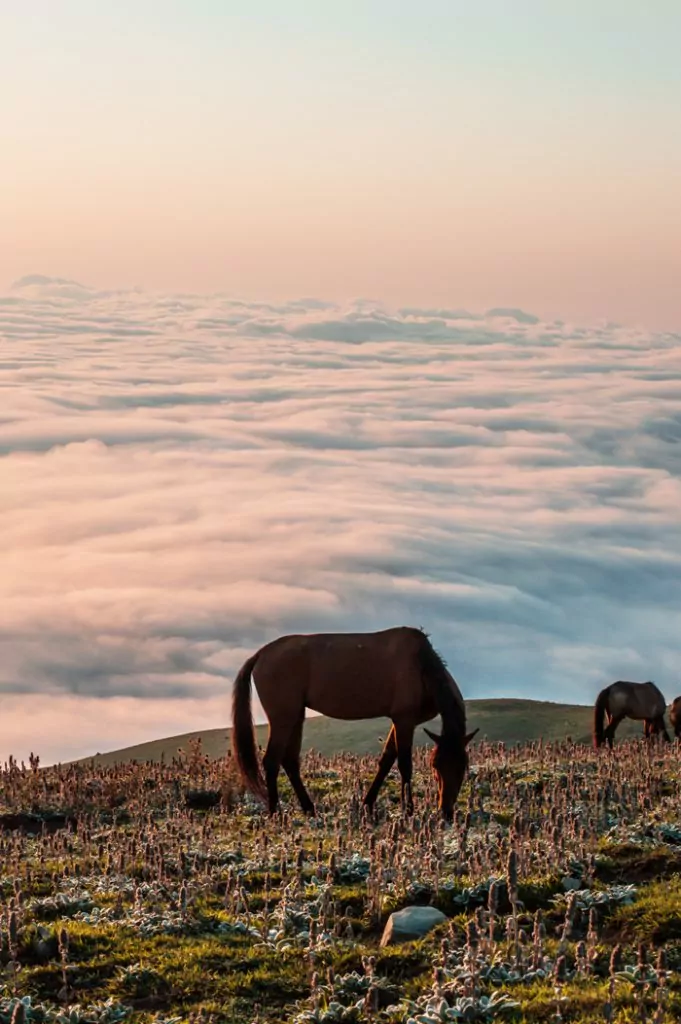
[439,721,465,755]
[441,669,466,737]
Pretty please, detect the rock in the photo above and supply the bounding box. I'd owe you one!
[379,906,448,947]
[562,876,582,891]
[32,926,58,963]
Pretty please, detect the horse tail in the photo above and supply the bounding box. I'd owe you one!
[231,650,266,799]
[593,687,609,749]
[416,630,465,736]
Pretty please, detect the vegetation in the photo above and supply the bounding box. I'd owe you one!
[2,733,680,1023]
[75,700,642,766]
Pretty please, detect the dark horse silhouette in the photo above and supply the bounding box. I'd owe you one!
[231,626,477,820]
[593,680,670,748]
[669,696,681,738]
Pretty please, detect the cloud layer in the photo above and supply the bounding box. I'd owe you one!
[2,277,681,762]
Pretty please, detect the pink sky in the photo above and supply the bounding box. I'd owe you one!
[2,4,680,329]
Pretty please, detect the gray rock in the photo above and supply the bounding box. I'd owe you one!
[32,926,57,962]
[562,876,581,891]
[379,905,447,947]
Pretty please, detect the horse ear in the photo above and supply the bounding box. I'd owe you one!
[424,727,441,744]
[465,728,479,746]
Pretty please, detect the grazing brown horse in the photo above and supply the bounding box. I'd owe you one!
[231,626,477,821]
[593,680,670,748]
[669,696,681,738]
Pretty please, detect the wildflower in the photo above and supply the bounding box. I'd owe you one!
[609,945,623,976]
[507,849,518,893]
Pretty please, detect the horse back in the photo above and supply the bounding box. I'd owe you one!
[251,626,432,722]
[609,680,666,720]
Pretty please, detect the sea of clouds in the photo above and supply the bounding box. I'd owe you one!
[2,275,681,763]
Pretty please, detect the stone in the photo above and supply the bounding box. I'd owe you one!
[379,905,448,947]
[562,876,582,891]
[32,926,58,962]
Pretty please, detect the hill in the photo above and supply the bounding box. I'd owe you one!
[75,698,641,766]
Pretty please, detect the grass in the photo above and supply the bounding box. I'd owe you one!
[74,698,642,766]
[606,877,681,944]
[2,733,680,1023]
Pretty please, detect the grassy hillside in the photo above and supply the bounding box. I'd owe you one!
[78,697,642,766]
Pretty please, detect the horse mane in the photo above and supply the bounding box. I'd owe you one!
[416,629,466,740]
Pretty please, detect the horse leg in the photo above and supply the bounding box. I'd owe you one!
[281,716,316,816]
[262,738,283,815]
[395,720,416,816]
[656,715,671,743]
[604,714,623,748]
[263,719,299,815]
[644,719,652,739]
[602,710,613,746]
[363,726,397,812]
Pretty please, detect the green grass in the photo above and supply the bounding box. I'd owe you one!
[606,877,681,945]
[74,698,642,766]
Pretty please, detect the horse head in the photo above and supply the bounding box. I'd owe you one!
[424,726,479,821]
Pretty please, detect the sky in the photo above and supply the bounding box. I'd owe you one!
[1,2,680,327]
[1,5,681,764]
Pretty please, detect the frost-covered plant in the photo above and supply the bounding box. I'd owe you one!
[0,997,130,1024]
[551,883,637,911]
[291,1002,367,1024]
[657,823,681,845]
[334,855,371,883]
[28,895,95,920]
[399,991,519,1022]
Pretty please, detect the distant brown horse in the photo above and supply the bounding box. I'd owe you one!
[669,696,681,738]
[231,626,478,821]
[593,680,670,748]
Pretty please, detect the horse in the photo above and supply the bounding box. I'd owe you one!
[669,696,681,738]
[231,625,478,821]
[593,680,670,749]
